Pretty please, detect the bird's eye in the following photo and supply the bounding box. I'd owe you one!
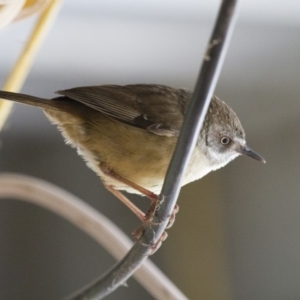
[220,137,231,145]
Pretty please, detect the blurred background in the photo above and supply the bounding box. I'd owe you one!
[0,0,299,299]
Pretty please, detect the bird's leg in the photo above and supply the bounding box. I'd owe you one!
[100,162,159,222]
[99,163,157,200]
[100,162,179,224]
[107,186,165,254]
[100,162,179,253]
[104,185,145,222]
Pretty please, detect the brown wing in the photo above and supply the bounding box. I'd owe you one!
[56,84,191,137]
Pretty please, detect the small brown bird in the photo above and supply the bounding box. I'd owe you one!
[0,84,265,236]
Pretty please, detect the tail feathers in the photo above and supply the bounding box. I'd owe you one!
[0,90,57,110]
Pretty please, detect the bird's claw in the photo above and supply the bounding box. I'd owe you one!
[132,204,179,254]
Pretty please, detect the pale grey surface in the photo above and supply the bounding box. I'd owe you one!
[0,2,300,299]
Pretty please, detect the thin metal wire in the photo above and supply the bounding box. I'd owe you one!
[66,0,240,299]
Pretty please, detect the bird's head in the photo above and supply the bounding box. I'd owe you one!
[200,96,265,171]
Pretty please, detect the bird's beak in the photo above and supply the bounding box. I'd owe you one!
[238,145,266,163]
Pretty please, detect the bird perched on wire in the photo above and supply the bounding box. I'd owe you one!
[0,84,265,243]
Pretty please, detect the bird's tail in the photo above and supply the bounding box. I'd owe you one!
[0,90,57,110]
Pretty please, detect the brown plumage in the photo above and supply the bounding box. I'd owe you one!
[0,84,265,236]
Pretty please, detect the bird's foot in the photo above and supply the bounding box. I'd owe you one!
[132,203,179,254]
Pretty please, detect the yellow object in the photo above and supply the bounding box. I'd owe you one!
[0,0,61,131]
[15,0,51,21]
